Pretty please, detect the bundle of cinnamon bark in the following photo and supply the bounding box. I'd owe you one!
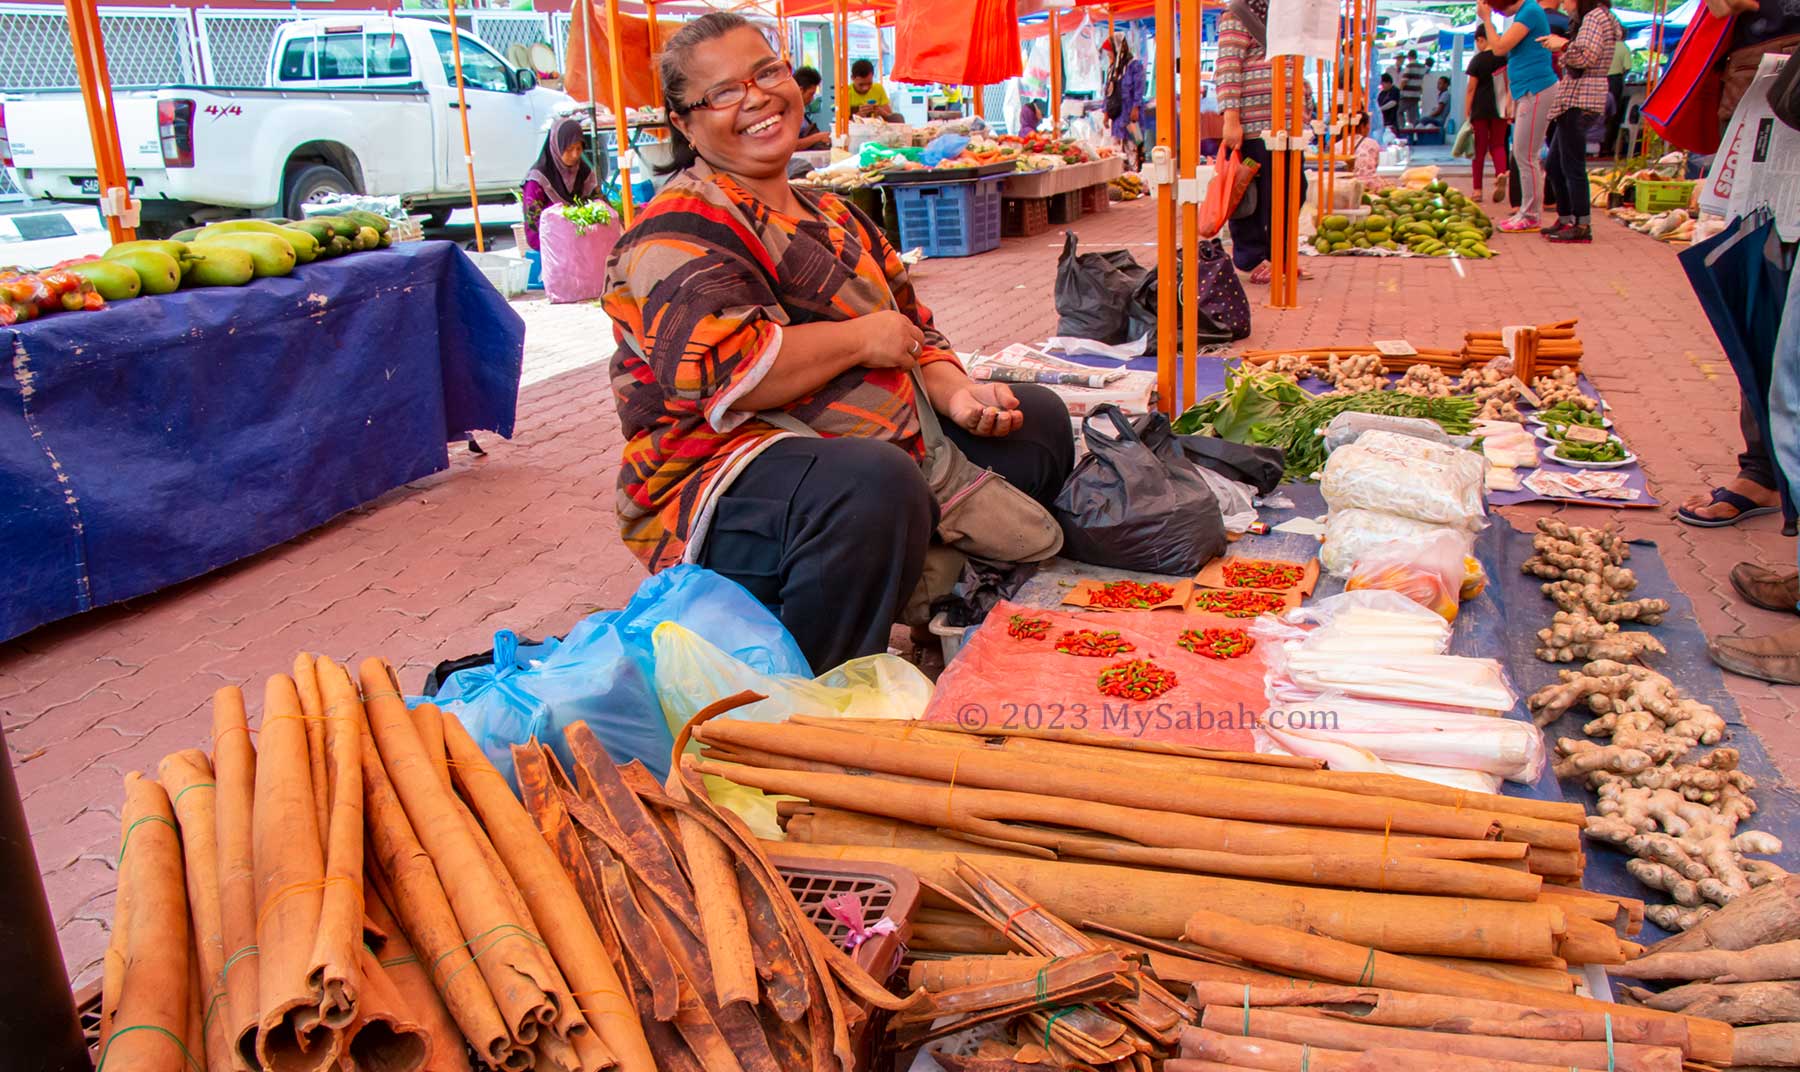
[101,668,924,1072]
[1461,318,1584,371]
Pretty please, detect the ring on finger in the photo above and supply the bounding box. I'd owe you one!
[908,340,922,355]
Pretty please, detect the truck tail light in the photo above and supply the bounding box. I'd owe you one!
[158,98,195,168]
[0,104,13,167]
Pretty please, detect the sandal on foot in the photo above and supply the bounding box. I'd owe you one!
[1677,487,1781,528]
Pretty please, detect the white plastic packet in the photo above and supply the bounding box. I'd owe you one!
[1319,508,1472,577]
[1321,412,1455,454]
[1321,439,1487,530]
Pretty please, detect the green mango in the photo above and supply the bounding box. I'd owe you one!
[191,233,295,278]
[286,219,336,248]
[1364,214,1390,230]
[183,244,257,286]
[67,258,142,300]
[171,226,205,243]
[106,249,183,294]
[106,239,190,264]
[198,220,319,263]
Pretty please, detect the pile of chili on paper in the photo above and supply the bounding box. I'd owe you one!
[1055,629,1137,658]
[1179,627,1256,660]
[1191,589,1289,618]
[1007,614,1051,640]
[1221,559,1306,590]
[1087,580,1175,610]
[1097,659,1178,700]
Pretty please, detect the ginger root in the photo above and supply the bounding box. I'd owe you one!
[1318,352,1385,395]
[1522,519,1668,629]
[1531,366,1595,409]
[1395,364,1455,397]
[1530,660,1725,746]
[1535,610,1666,663]
[1646,903,1716,932]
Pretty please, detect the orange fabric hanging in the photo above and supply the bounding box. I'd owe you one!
[563,0,685,109]
[890,0,1023,86]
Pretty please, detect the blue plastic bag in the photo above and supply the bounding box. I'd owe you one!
[920,132,971,166]
[429,565,810,785]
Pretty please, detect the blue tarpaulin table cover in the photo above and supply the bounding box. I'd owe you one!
[1,240,524,642]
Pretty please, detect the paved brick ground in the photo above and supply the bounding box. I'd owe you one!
[6,184,1794,990]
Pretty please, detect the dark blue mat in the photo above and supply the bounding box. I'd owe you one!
[1248,485,1796,944]
[0,240,524,642]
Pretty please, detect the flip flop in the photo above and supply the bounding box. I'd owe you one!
[1677,487,1781,528]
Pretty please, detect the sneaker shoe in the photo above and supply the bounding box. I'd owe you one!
[1546,223,1592,243]
[1497,216,1541,233]
[1541,220,1573,239]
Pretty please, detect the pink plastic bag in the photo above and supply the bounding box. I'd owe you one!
[539,204,622,304]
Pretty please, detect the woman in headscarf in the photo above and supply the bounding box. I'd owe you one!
[1102,34,1147,167]
[521,116,600,251]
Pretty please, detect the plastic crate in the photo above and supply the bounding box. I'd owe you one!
[1635,178,1696,214]
[1047,188,1084,224]
[466,250,529,298]
[1001,195,1052,237]
[775,855,920,1064]
[1080,183,1111,215]
[891,177,1005,258]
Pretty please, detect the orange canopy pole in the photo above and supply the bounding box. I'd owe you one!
[1049,8,1063,131]
[646,0,662,100]
[835,0,850,136]
[63,0,134,242]
[778,0,791,61]
[1154,0,1176,414]
[1317,56,1331,228]
[1269,57,1288,308]
[444,0,486,249]
[1281,57,1303,306]
[1178,0,1199,412]
[873,15,884,76]
[603,0,635,224]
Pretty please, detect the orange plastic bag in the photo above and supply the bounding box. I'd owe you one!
[563,0,685,110]
[1197,149,1251,238]
[1343,531,1468,623]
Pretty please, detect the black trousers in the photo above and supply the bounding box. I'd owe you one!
[1545,109,1596,221]
[698,383,1075,672]
[1741,389,1779,489]
[1228,137,1310,273]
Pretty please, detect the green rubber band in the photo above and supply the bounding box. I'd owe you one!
[1606,1012,1615,1072]
[116,814,177,865]
[200,987,227,1032]
[1356,946,1377,986]
[1041,1005,1079,1049]
[169,781,214,813]
[219,943,259,984]
[381,953,419,969]
[95,1023,204,1072]
[435,923,546,987]
[1243,983,1252,1036]
[1301,1043,1311,1072]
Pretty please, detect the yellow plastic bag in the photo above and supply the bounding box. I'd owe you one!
[653,622,934,835]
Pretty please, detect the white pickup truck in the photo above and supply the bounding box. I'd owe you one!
[0,16,572,227]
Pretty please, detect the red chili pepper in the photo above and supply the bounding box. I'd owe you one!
[1007,614,1051,641]
[1097,658,1178,700]
[1055,629,1136,658]
[1179,627,1256,660]
[1221,559,1306,591]
[1089,580,1175,610]
[1191,589,1287,618]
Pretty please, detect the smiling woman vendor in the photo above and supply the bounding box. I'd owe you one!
[603,12,1074,671]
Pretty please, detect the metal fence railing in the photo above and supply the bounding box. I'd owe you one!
[194,9,303,87]
[0,3,197,89]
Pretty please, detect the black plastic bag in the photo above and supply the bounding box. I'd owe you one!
[1773,52,1800,133]
[1053,405,1227,575]
[1054,231,1149,344]
[1176,434,1286,495]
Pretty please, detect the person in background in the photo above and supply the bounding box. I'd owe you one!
[520,116,599,251]
[1603,34,1633,156]
[1378,72,1402,129]
[1541,0,1623,243]
[1399,49,1428,124]
[1017,95,1044,135]
[1218,0,1311,285]
[1478,0,1560,232]
[1421,76,1454,127]
[1349,114,1386,189]
[847,58,902,121]
[1421,56,1443,116]
[792,66,832,151]
[1465,22,1513,203]
[1102,34,1148,168]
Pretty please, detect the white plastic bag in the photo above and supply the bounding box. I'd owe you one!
[1321,436,1487,530]
[1322,412,1456,454]
[1257,589,1453,655]
[1320,508,1471,577]
[1354,430,1488,486]
[653,622,933,738]
[1192,464,1259,534]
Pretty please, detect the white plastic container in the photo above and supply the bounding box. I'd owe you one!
[466,250,529,298]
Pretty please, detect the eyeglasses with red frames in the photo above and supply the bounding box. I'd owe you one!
[678,60,796,114]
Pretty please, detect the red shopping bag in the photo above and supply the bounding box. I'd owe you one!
[1197,149,1250,238]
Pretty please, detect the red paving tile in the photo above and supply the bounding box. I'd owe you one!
[5,184,1795,990]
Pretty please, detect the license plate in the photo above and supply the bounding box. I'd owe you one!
[77,177,139,195]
